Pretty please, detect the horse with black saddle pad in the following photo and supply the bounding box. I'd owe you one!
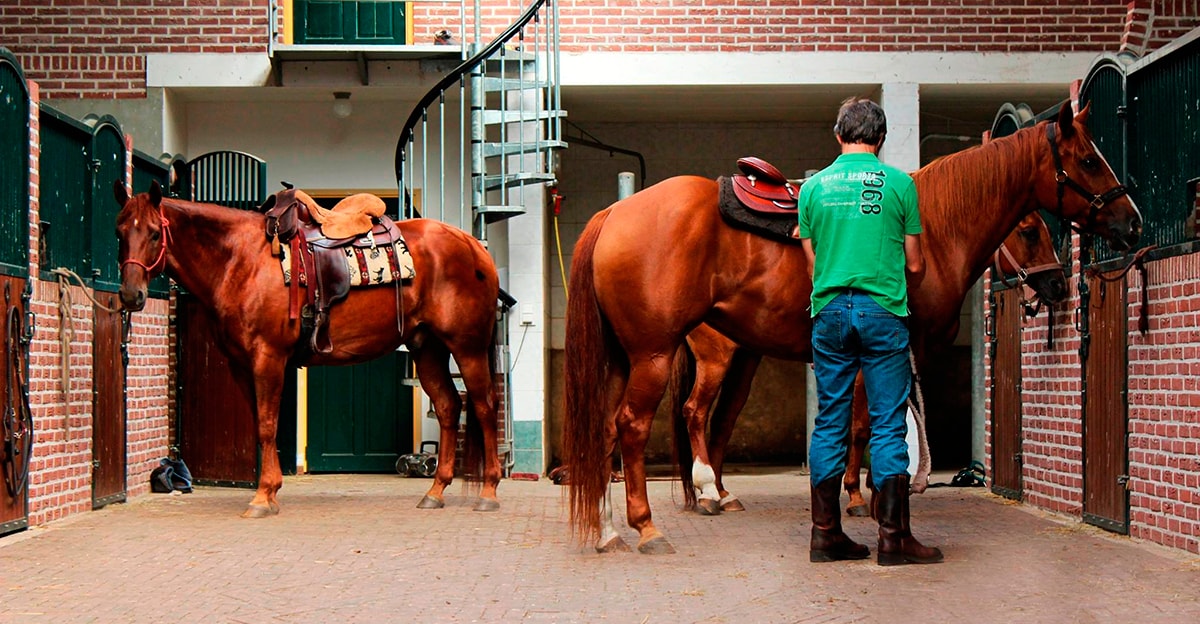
[718,156,806,244]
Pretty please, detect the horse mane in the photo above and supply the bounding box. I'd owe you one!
[913,123,1043,247]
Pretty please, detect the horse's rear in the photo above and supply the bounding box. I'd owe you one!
[565,175,808,553]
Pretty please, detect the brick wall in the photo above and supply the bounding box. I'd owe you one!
[1,0,274,98]
[984,235,1200,554]
[982,238,1086,517]
[1126,251,1200,553]
[3,1,1139,98]
[1121,0,1200,55]
[15,75,174,527]
[414,0,1131,53]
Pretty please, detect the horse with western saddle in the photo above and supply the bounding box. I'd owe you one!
[261,186,414,355]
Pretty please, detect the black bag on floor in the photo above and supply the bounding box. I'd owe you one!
[149,457,193,493]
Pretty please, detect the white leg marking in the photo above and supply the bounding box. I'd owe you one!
[692,459,720,502]
[597,481,620,549]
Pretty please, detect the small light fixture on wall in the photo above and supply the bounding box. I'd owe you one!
[332,91,352,119]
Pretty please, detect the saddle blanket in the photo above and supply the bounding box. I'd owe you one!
[280,238,416,287]
[716,176,803,246]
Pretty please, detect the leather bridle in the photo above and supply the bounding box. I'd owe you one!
[1046,121,1129,231]
[993,241,1063,317]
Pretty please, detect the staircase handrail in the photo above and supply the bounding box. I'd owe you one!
[393,0,551,188]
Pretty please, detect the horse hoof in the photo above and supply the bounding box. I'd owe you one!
[720,498,746,512]
[596,535,632,554]
[697,498,722,516]
[241,504,275,519]
[416,495,445,509]
[473,497,500,512]
[637,535,676,555]
[846,504,871,518]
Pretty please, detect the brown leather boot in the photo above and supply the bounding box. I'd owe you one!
[877,475,944,566]
[810,476,870,562]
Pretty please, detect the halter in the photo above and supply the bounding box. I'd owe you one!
[992,242,1063,317]
[120,215,172,276]
[1046,121,1129,231]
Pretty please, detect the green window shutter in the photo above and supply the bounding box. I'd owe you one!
[39,107,92,281]
[0,50,30,276]
[90,119,126,293]
[296,1,407,45]
[1127,46,1200,251]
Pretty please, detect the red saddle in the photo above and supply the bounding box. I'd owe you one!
[731,157,799,215]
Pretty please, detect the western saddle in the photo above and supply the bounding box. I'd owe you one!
[731,156,799,215]
[262,187,403,354]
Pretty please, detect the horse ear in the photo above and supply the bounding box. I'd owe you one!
[149,180,163,206]
[1074,101,1092,127]
[113,180,129,207]
[1056,101,1076,139]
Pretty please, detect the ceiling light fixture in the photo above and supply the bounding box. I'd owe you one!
[332,91,352,119]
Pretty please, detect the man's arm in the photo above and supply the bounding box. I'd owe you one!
[904,233,924,287]
[801,238,816,280]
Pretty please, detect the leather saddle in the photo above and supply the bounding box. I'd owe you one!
[731,157,799,215]
[261,187,403,355]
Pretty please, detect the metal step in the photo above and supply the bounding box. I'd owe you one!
[481,139,568,158]
[477,204,527,224]
[482,49,542,64]
[480,76,552,92]
[481,109,567,126]
[480,171,556,192]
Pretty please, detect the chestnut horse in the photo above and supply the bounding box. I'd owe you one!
[115,181,503,517]
[672,211,1069,515]
[564,103,1139,554]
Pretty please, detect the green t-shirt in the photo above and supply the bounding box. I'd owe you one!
[797,152,921,317]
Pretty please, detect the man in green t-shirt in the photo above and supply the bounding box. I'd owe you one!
[797,97,942,566]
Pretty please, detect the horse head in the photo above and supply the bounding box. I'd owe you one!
[113,179,168,312]
[995,212,1069,306]
[1037,102,1142,252]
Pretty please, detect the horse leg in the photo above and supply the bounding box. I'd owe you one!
[596,362,632,553]
[456,348,502,511]
[412,342,463,509]
[617,357,676,554]
[707,350,761,513]
[681,349,731,516]
[243,357,287,518]
[844,373,871,517]
[596,477,631,553]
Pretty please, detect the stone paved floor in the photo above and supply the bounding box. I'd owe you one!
[1,469,1198,623]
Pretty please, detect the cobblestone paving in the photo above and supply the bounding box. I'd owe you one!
[1,469,1198,623]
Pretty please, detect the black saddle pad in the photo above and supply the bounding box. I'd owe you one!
[716,176,803,246]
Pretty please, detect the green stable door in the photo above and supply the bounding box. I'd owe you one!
[306,350,414,472]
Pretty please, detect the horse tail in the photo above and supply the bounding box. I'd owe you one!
[564,208,615,544]
[668,341,699,510]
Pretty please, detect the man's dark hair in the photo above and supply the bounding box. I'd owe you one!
[834,97,887,145]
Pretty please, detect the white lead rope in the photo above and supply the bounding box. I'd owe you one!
[907,348,932,493]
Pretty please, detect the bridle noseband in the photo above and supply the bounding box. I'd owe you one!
[993,240,1063,316]
[993,242,1061,290]
[1046,121,1129,231]
[120,214,172,277]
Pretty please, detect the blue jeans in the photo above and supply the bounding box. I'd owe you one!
[809,290,911,491]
